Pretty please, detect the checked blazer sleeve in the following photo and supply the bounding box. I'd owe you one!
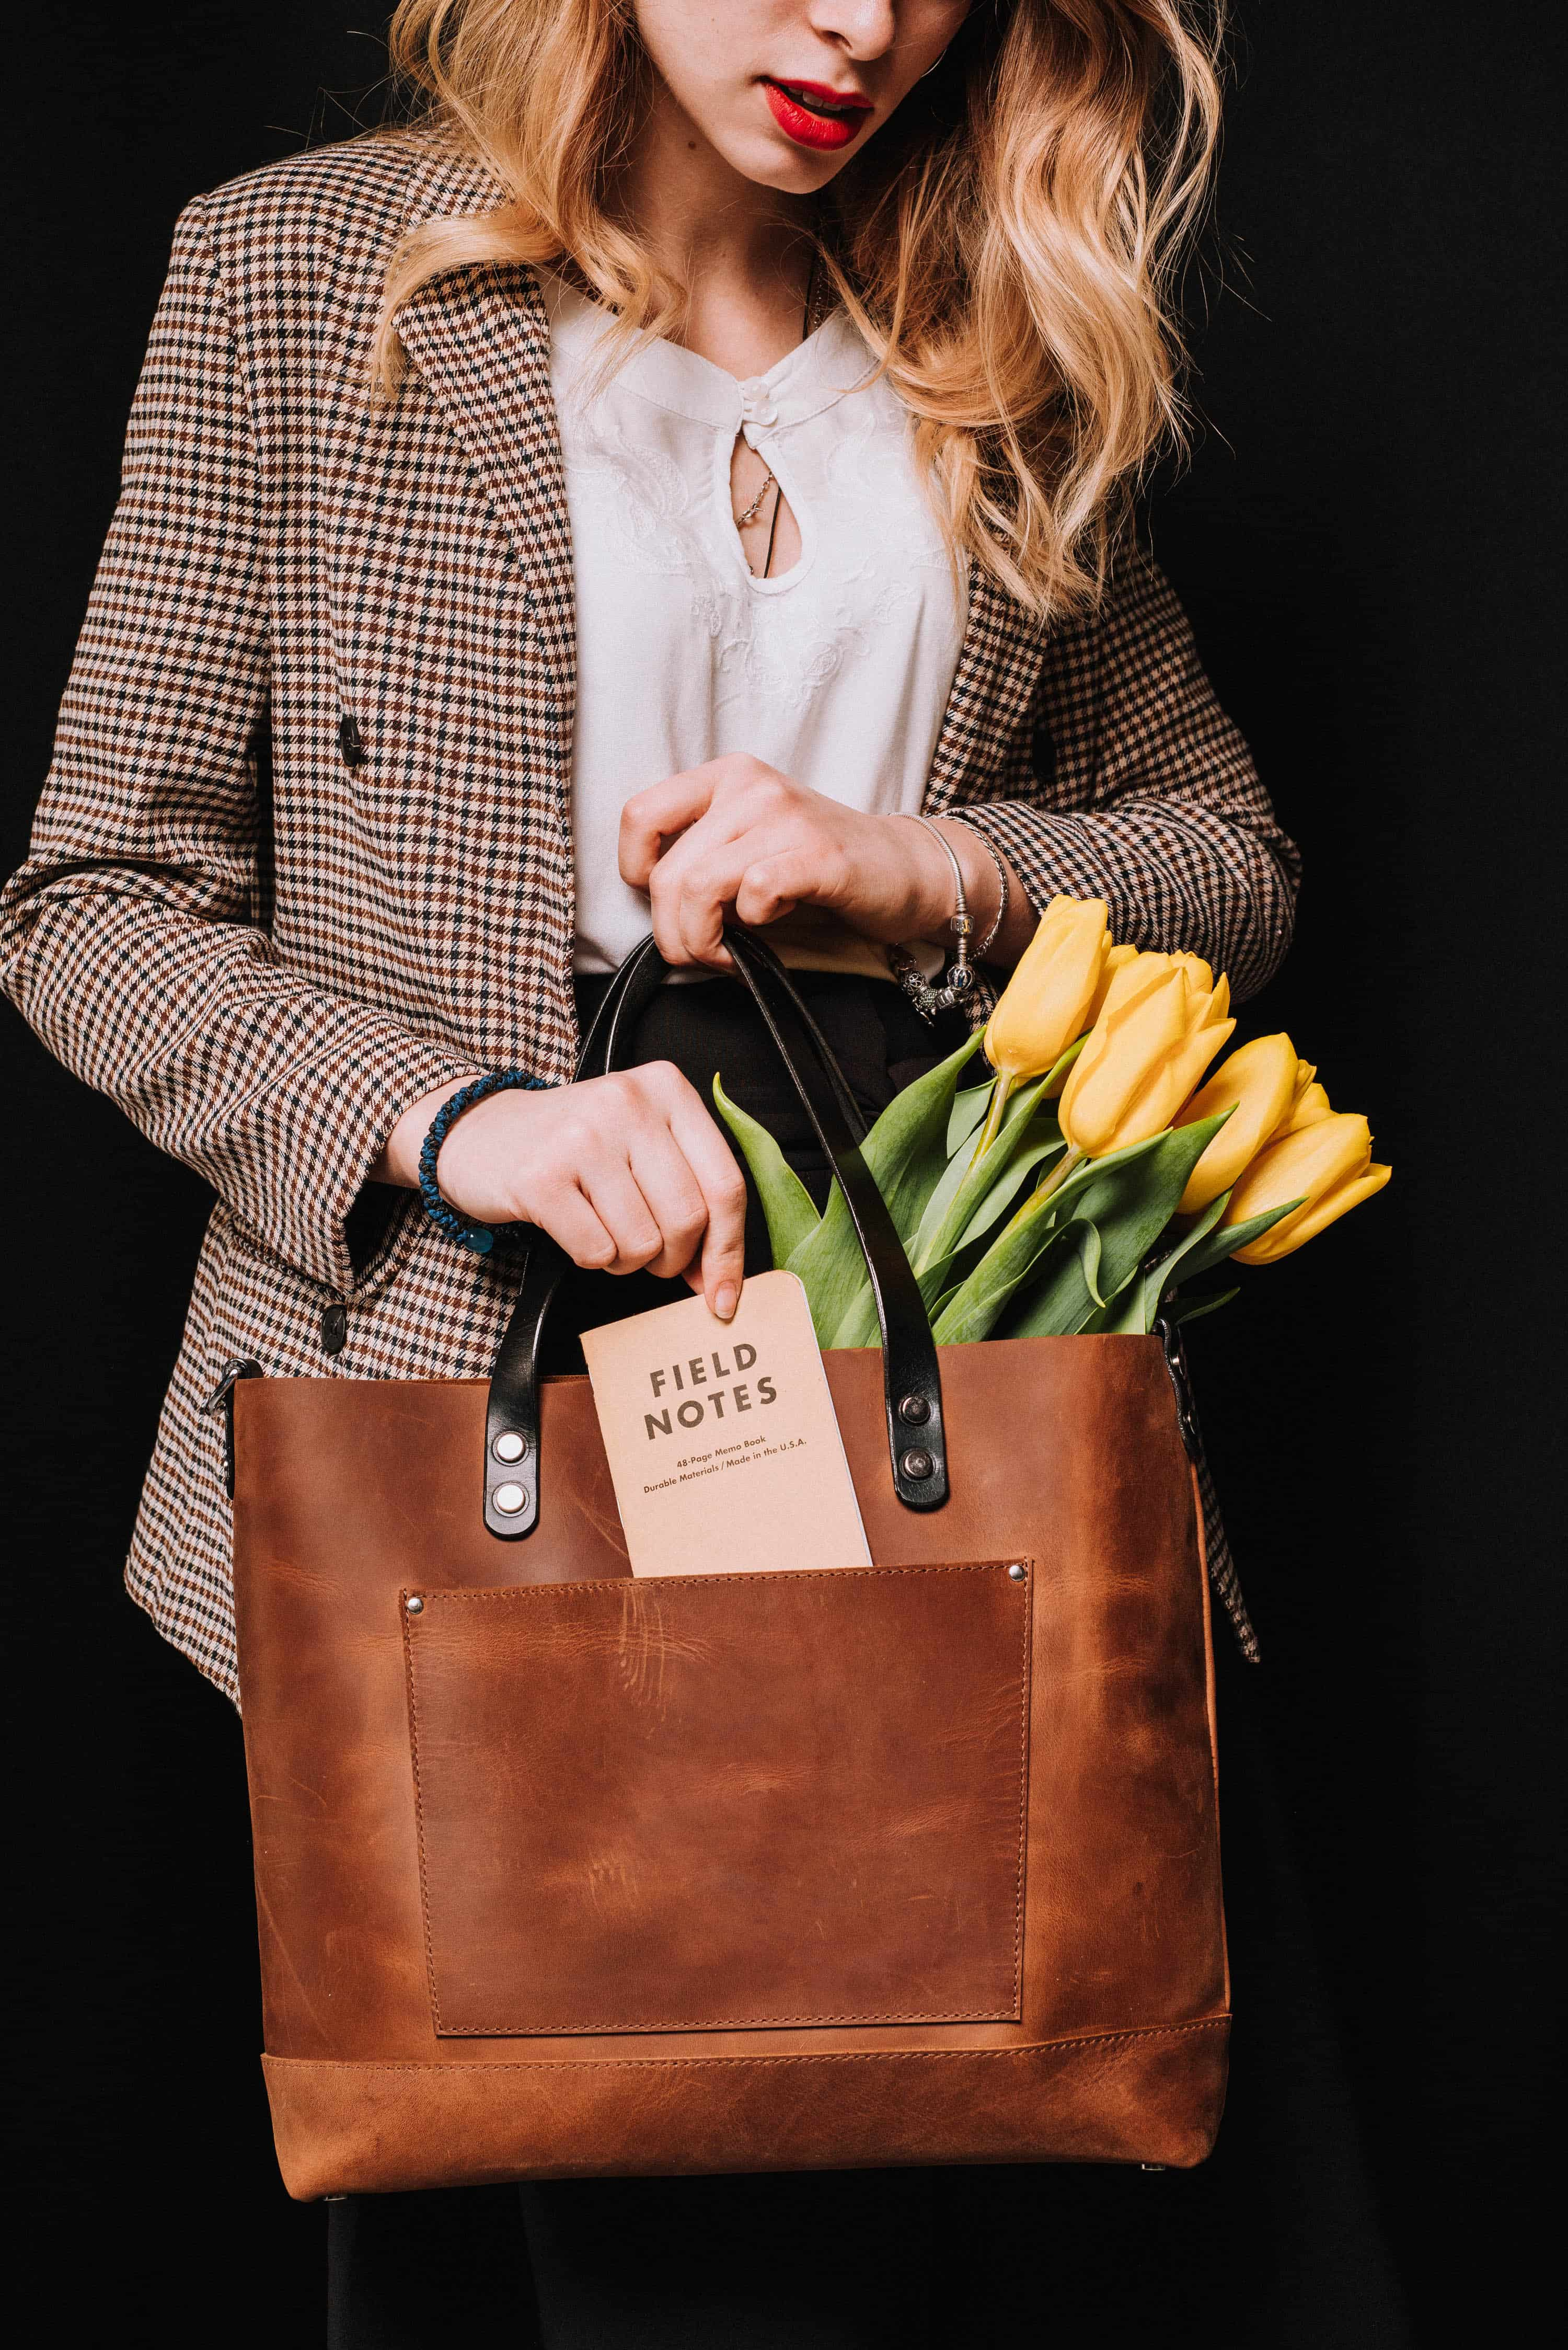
[960,547,1300,1001]
[0,203,470,1296]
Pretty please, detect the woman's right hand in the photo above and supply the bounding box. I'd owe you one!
[373,1065,750,1323]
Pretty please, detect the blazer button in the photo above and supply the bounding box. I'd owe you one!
[320,1302,348,1356]
[338,714,366,770]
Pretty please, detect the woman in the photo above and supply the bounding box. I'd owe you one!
[1,0,1298,2339]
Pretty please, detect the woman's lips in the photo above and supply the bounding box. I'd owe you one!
[762,79,873,153]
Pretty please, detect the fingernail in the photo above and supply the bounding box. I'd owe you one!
[713,1284,737,1322]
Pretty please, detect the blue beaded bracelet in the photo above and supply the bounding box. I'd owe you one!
[418,1071,554,1256]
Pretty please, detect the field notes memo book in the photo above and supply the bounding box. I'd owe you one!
[580,1269,872,1577]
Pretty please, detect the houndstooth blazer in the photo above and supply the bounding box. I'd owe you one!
[1,125,1298,1701]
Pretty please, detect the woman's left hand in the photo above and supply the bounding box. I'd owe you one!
[619,755,1009,969]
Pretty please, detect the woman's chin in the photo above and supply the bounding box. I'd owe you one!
[718,125,854,197]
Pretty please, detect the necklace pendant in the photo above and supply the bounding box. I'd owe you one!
[733,468,777,531]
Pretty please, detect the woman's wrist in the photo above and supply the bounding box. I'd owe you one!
[897,815,1032,968]
[370,1074,483,1189]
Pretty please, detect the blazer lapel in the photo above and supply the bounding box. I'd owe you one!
[395,245,578,776]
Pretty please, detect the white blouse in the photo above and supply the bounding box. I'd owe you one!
[540,276,967,976]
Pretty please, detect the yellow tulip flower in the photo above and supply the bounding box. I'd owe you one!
[1085,940,1140,1025]
[984,894,1110,1081]
[1222,1111,1392,1264]
[1277,1070,1332,1133]
[1057,952,1235,1160]
[1175,1033,1302,1214]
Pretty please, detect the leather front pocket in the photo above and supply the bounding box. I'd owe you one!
[402,1563,1033,2037]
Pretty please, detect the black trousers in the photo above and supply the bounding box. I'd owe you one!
[325,975,1411,2347]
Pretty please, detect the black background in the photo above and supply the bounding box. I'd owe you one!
[3,6,1560,2341]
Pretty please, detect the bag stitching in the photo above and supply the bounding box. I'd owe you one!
[401,1596,447,2034]
[437,2004,1020,2035]
[1011,1561,1032,2019]
[417,1561,1032,1597]
[266,2017,1230,2077]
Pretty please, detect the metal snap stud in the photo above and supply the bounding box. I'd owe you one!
[493,1482,528,1516]
[405,1595,424,1615]
[897,1393,930,1426]
[492,1429,527,1464]
[1008,1563,1026,1581]
[900,1448,935,1481]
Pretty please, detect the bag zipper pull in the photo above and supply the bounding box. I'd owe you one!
[203,1357,264,1499]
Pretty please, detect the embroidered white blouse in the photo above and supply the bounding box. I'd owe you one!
[540,276,967,975]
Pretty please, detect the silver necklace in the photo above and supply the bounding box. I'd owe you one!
[733,471,777,530]
[731,254,821,574]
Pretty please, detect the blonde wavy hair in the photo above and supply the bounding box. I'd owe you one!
[377,0,1224,620]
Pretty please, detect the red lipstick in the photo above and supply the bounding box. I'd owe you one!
[762,79,873,153]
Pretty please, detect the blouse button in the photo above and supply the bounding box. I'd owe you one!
[737,377,779,428]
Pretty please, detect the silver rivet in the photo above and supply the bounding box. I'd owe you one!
[1008,1563,1026,1581]
[492,1429,527,1464]
[493,1481,528,1516]
[900,1448,934,1481]
[405,1594,424,1615]
[897,1393,930,1426]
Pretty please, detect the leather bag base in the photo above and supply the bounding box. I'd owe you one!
[233,1335,1229,2195]
[261,2020,1229,2200]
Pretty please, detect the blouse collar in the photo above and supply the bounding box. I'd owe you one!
[541,274,877,438]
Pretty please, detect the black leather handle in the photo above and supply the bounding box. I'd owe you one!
[482,930,949,1538]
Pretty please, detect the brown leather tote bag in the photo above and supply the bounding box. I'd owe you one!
[229,933,1228,2200]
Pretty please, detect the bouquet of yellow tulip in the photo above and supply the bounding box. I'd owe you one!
[715,895,1391,1347]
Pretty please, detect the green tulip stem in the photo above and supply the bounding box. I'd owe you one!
[1033,1145,1085,1206]
[974,1071,1016,1160]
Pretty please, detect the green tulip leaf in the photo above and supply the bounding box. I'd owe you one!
[938,1038,1082,1209]
[783,1197,871,1348]
[917,1106,1007,1264]
[1169,1286,1240,1327]
[918,1257,960,1313]
[937,1111,1233,1344]
[1169,1195,1304,1282]
[1118,1191,1231,1335]
[1077,1217,1106,1308]
[1052,1111,1233,1307]
[930,1188,1088,1345]
[925,1126,1179,1348]
[1017,1124,1178,1228]
[712,1074,820,1270]
[827,1253,958,1350]
[1081,1277,1161,1335]
[912,1080,1061,1271]
[993,1220,1106,1338]
[947,1083,993,1157]
[861,1029,985,1236]
[781,1030,982,1344]
[826,1289,880,1349]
